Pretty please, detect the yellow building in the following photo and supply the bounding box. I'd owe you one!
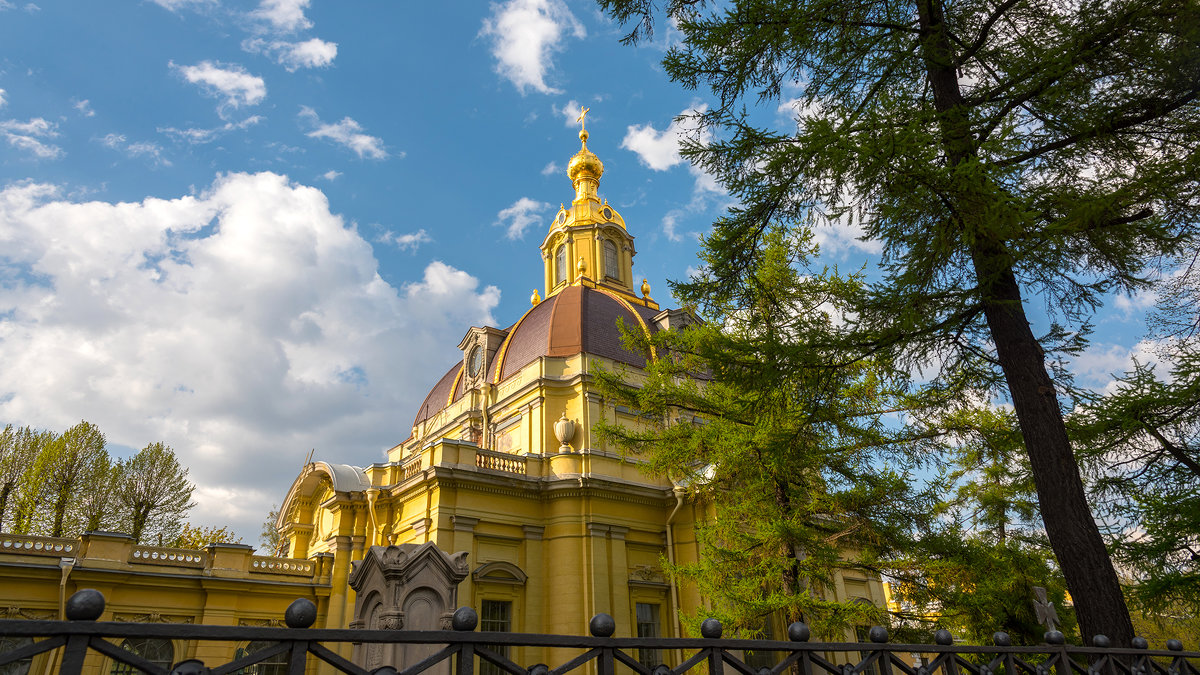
[274,123,893,654]
[0,123,892,674]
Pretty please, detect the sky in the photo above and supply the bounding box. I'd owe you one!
[0,0,1161,547]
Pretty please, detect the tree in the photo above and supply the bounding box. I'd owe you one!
[260,504,284,556]
[1073,346,1200,614]
[0,425,39,530]
[76,452,121,533]
[169,523,242,549]
[31,421,109,537]
[595,230,931,638]
[891,404,1076,645]
[597,0,1199,644]
[116,442,195,544]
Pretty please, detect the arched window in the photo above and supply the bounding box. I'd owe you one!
[555,244,567,285]
[235,641,290,675]
[603,240,618,280]
[110,638,173,674]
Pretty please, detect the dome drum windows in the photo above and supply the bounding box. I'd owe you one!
[603,239,619,281]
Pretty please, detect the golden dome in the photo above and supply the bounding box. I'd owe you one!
[567,129,604,184]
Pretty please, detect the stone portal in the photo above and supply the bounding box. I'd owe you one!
[347,542,470,672]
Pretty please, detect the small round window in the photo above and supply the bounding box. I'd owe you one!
[557,211,566,224]
[602,207,613,220]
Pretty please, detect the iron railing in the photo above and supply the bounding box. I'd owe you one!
[0,590,1197,675]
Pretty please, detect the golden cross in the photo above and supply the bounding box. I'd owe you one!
[577,106,590,130]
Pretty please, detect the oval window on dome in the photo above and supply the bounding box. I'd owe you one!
[602,207,613,220]
[467,346,483,377]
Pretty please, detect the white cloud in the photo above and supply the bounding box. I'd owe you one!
[299,106,389,160]
[149,0,216,10]
[99,133,171,166]
[377,229,432,252]
[171,61,266,117]
[495,197,550,240]
[251,0,312,32]
[73,99,95,117]
[1073,340,1166,394]
[159,116,263,144]
[622,104,710,171]
[480,0,585,95]
[0,172,500,541]
[244,37,337,71]
[321,170,341,181]
[1,117,62,159]
[0,89,6,107]
[541,161,560,176]
[554,99,583,126]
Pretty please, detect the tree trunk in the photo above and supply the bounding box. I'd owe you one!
[915,0,1134,646]
[774,478,803,622]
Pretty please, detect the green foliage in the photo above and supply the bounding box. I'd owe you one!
[116,442,195,545]
[260,504,284,556]
[890,532,1076,646]
[0,420,210,543]
[169,522,242,549]
[597,0,1200,643]
[595,230,932,638]
[1073,345,1200,613]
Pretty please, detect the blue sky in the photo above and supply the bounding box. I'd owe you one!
[0,0,1158,545]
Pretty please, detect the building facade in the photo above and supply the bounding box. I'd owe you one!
[0,124,891,674]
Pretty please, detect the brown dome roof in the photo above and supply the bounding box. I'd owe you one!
[411,285,660,429]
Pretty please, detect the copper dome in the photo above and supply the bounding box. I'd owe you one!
[411,284,660,429]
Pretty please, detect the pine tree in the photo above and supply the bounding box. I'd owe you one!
[597,0,1200,645]
[595,230,932,637]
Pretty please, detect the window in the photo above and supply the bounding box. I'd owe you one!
[479,600,513,675]
[745,619,777,671]
[555,245,566,285]
[110,638,173,675]
[854,626,880,675]
[235,641,290,675]
[603,240,618,280]
[635,603,662,668]
[0,637,34,675]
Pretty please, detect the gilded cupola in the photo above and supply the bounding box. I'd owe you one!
[540,111,650,307]
[567,127,604,204]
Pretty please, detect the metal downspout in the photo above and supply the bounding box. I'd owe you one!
[665,486,685,663]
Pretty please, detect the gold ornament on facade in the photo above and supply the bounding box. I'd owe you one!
[530,288,541,306]
[641,278,651,298]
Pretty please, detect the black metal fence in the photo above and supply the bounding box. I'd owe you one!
[1,590,1197,675]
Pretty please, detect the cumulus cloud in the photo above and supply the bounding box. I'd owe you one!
[159,116,263,145]
[299,106,389,160]
[377,229,433,252]
[622,104,710,171]
[1,117,62,159]
[0,172,500,541]
[495,197,551,240]
[321,170,341,181]
[541,161,561,176]
[244,37,337,71]
[171,61,266,117]
[251,0,312,32]
[480,0,585,95]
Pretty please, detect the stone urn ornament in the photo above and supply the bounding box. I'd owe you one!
[554,411,576,452]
